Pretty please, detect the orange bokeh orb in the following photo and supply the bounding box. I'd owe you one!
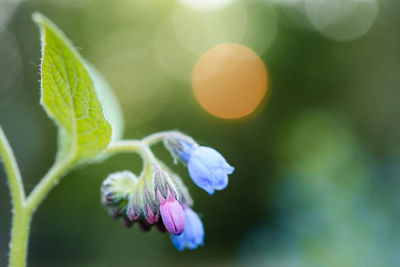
[192,43,268,119]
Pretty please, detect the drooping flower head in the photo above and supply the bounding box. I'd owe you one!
[101,131,234,251]
[101,163,188,234]
[164,133,235,195]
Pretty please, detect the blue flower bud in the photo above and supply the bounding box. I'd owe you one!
[163,133,195,162]
[171,206,204,251]
[187,146,234,195]
[164,133,234,194]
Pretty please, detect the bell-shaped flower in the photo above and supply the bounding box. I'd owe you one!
[188,146,234,195]
[158,189,185,235]
[171,206,204,251]
[165,135,234,195]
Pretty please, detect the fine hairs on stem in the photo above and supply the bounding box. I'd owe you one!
[1,128,171,267]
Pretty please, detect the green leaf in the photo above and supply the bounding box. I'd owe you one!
[88,64,124,141]
[33,13,112,162]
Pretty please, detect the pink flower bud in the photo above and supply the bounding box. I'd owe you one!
[127,207,139,221]
[145,204,159,224]
[158,189,185,235]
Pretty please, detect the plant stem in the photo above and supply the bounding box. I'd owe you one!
[0,127,25,208]
[9,207,30,267]
[0,131,172,267]
[102,140,151,178]
[102,139,162,166]
[142,130,179,146]
[6,156,77,267]
[102,140,144,156]
[0,128,29,267]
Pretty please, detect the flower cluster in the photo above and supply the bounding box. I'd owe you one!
[101,132,234,250]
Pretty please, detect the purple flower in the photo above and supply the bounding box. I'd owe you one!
[171,206,204,251]
[158,188,185,235]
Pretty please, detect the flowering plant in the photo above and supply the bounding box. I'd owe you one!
[0,13,234,267]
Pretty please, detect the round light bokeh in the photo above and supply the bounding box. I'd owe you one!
[178,0,235,11]
[172,1,248,56]
[305,0,379,41]
[192,43,268,119]
[171,0,277,59]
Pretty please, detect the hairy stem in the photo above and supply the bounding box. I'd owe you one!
[0,128,29,267]
[9,207,30,267]
[142,130,180,146]
[1,131,172,267]
[103,140,144,156]
[103,140,151,178]
[0,127,25,208]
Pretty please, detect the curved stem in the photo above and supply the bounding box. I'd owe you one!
[0,127,29,267]
[2,131,176,267]
[103,140,144,155]
[142,145,159,165]
[26,137,163,214]
[103,140,154,177]
[0,127,25,208]
[102,140,163,182]
[142,130,180,146]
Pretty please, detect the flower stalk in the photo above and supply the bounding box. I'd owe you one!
[0,129,159,267]
[0,130,233,266]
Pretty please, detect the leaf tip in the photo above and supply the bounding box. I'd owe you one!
[32,12,57,32]
[32,12,44,25]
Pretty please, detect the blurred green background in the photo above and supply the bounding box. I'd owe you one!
[1,0,400,266]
